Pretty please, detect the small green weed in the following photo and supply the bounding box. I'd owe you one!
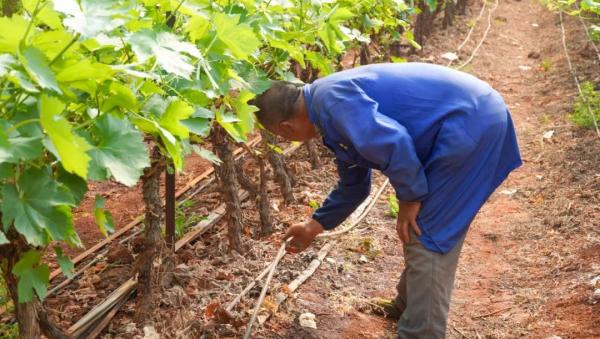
[308,200,320,210]
[388,194,399,218]
[539,58,552,72]
[570,81,600,129]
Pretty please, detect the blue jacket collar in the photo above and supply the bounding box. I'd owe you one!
[303,84,320,129]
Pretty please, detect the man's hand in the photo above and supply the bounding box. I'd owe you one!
[282,219,324,253]
[396,201,422,244]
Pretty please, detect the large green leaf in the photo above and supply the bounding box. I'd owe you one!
[56,165,88,204]
[1,167,80,247]
[232,90,258,136]
[213,13,261,61]
[128,29,201,79]
[20,46,62,93]
[23,0,62,30]
[56,59,115,83]
[88,114,149,187]
[0,16,28,53]
[0,135,43,164]
[266,38,306,68]
[181,117,211,137]
[186,15,210,42]
[159,99,194,138]
[12,250,50,303]
[100,82,138,112]
[39,94,92,179]
[53,0,129,38]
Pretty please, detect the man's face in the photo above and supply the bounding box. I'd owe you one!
[267,116,317,142]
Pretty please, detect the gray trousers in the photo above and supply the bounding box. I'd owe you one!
[394,230,467,339]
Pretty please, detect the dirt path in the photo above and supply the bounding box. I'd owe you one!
[52,1,598,336]
[265,0,600,338]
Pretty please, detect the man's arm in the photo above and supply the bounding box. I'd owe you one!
[313,159,372,229]
[283,159,371,253]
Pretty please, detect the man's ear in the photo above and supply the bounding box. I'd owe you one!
[279,120,295,137]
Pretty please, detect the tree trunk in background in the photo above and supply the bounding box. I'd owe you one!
[0,229,69,338]
[0,233,40,339]
[305,139,321,170]
[457,0,468,15]
[443,0,456,29]
[258,141,273,235]
[258,159,273,235]
[135,146,166,323]
[1,0,20,17]
[211,125,244,253]
[235,162,258,200]
[359,42,371,65]
[414,0,436,47]
[261,130,295,205]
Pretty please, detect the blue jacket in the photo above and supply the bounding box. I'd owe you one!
[304,63,522,253]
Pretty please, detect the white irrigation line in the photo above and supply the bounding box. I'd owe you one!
[577,14,600,64]
[240,178,389,338]
[559,11,600,138]
[456,0,499,70]
[447,0,488,67]
[242,241,288,339]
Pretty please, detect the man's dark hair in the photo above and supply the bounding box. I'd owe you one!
[253,80,304,127]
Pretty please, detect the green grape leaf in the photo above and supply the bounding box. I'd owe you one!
[181,117,210,137]
[235,64,272,94]
[23,0,62,30]
[100,82,137,112]
[192,145,221,164]
[6,69,39,93]
[0,231,8,245]
[2,167,80,247]
[88,114,149,187]
[425,0,437,12]
[53,0,129,38]
[94,195,114,237]
[306,51,334,76]
[31,31,79,64]
[0,53,16,76]
[12,250,50,302]
[232,90,258,136]
[39,94,92,178]
[128,29,201,79]
[192,107,215,119]
[158,127,184,170]
[159,99,194,138]
[213,13,261,61]
[0,163,14,180]
[217,120,245,143]
[267,38,305,68]
[0,15,28,53]
[186,15,210,42]
[0,135,43,164]
[56,59,115,84]
[53,247,75,279]
[56,165,88,205]
[20,46,62,93]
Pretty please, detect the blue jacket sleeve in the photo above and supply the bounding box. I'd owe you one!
[312,159,371,230]
[327,84,429,201]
